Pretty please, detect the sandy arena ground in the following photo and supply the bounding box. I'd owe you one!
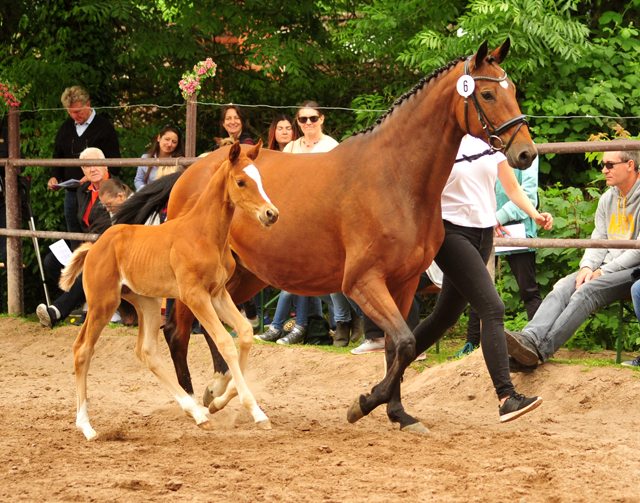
[1,316,639,502]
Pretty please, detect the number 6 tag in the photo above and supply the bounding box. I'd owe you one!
[456,75,475,97]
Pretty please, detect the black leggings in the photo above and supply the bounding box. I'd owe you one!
[413,221,514,399]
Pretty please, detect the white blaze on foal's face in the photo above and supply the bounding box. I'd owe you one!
[243,164,271,203]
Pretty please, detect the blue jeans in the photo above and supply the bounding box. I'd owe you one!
[631,279,640,319]
[272,292,318,329]
[522,269,635,362]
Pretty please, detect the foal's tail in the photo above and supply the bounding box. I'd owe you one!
[112,171,184,226]
[59,243,93,291]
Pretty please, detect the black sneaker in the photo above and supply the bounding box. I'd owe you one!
[504,329,540,366]
[499,393,543,423]
[36,304,59,329]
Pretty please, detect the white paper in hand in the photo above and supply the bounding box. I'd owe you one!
[495,223,527,254]
[49,239,73,267]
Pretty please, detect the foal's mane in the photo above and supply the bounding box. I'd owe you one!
[351,56,466,137]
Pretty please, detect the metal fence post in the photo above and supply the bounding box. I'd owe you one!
[6,105,23,314]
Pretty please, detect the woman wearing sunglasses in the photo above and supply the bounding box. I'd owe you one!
[283,101,338,153]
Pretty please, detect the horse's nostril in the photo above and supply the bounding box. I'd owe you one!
[266,209,273,219]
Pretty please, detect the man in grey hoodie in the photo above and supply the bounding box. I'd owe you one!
[506,149,640,366]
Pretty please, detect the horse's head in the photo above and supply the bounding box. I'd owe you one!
[455,38,536,170]
[225,140,279,227]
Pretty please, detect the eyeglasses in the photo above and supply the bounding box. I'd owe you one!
[600,160,628,170]
[297,115,320,124]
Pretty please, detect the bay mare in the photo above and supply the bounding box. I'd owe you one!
[116,39,536,433]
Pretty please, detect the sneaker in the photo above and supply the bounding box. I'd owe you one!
[504,329,540,366]
[351,338,385,355]
[255,326,283,342]
[508,356,538,373]
[414,352,427,361]
[622,355,640,367]
[277,325,306,345]
[448,341,478,360]
[70,312,86,326]
[36,304,59,329]
[499,393,543,423]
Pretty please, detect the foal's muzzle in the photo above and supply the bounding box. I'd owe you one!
[260,206,279,227]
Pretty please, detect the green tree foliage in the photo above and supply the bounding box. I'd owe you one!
[1,0,640,353]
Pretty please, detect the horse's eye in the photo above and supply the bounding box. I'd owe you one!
[481,91,494,101]
[236,179,246,187]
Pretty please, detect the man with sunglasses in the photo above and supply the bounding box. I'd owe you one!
[48,86,121,242]
[506,150,640,367]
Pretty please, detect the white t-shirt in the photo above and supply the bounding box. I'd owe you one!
[440,135,507,228]
[283,135,339,153]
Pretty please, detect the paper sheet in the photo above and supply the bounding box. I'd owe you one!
[49,239,73,267]
[495,223,527,254]
[53,179,81,189]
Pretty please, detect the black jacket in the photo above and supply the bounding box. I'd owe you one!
[76,176,123,233]
[52,114,121,185]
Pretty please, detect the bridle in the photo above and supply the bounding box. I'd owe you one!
[456,56,529,164]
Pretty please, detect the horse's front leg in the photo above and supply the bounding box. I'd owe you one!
[346,276,425,431]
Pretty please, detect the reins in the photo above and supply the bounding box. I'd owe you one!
[456,56,528,164]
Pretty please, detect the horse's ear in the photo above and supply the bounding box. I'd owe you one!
[247,139,262,160]
[229,141,241,164]
[490,37,510,64]
[470,40,489,72]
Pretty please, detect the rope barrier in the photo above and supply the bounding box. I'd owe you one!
[10,102,640,122]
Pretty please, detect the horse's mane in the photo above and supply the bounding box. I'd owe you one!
[111,171,185,227]
[351,56,466,137]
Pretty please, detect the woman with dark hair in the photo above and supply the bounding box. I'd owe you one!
[135,125,184,191]
[267,113,298,151]
[220,105,255,145]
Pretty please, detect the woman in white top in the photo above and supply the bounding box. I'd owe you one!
[412,134,553,423]
[135,125,184,191]
[283,101,339,154]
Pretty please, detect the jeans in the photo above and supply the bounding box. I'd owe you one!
[468,251,542,346]
[522,268,636,362]
[632,280,640,319]
[272,292,318,330]
[413,221,514,399]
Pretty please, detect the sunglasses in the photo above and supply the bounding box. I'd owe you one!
[297,115,320,124]
[600,160,628,170]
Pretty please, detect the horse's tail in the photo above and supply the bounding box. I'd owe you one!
[59,243,93,291]
[112,171,184,226]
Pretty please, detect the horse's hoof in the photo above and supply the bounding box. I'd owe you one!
[256,419,272,430]
[347,396,365,424]
[203,386,214,408]
[208,401,220,414]
[400,421,430,435]
[197,419,213,431]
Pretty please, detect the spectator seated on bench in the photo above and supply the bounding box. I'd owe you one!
[506,149,640,366]
[37,148,129,328]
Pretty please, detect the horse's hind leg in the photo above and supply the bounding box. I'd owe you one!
[163,299,197,396]
[188,291,270,429]
[73,298,118,440]
[131,295,211,431]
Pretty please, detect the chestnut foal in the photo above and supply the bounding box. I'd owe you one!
[60,140,278,440]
